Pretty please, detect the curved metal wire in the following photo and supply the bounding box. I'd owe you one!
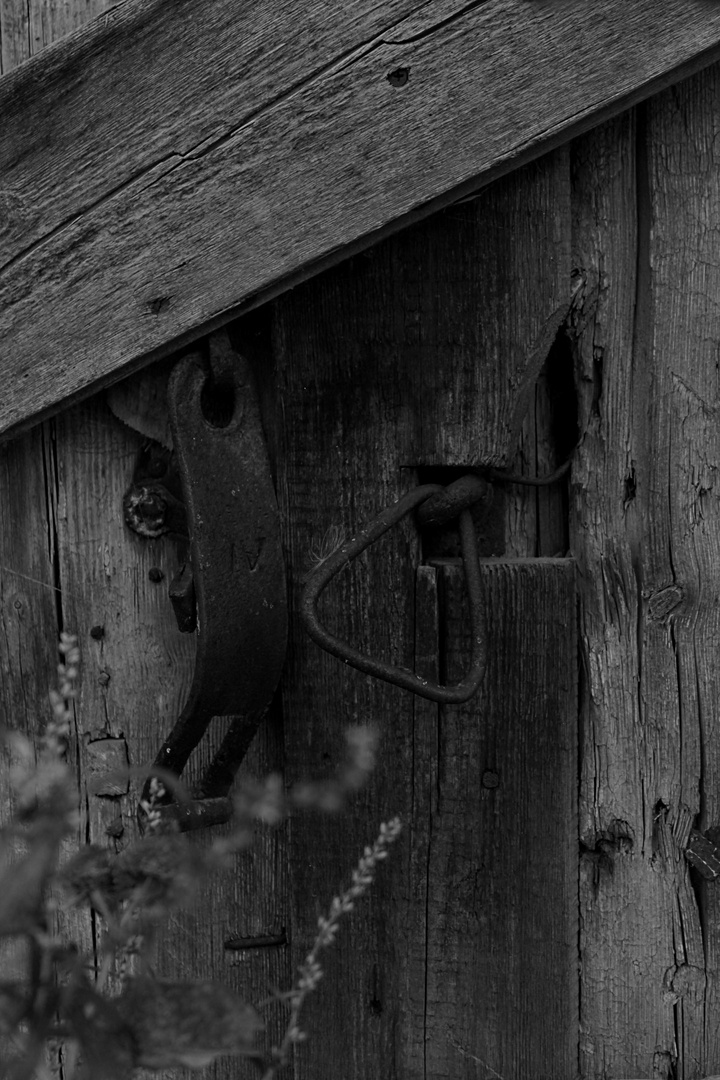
[301,484,485,704]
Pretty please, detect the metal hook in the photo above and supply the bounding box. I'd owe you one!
[301,483,485,704]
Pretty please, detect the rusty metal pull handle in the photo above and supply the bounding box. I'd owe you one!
[301,484,485,704]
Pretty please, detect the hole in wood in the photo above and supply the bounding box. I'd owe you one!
[386,66,410,87]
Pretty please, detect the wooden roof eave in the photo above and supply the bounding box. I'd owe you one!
[2,0,720,438]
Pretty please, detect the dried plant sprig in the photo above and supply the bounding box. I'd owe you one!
[2,634,396,1079]
[5,634,80,827]
[261,816,403,1079]
[46,632,80,750]
[138,776,166,835]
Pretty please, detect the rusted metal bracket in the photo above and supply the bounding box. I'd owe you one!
[133,341,286,829]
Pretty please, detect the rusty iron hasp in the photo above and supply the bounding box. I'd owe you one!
[301,484,485,704]
[140,346,286,828]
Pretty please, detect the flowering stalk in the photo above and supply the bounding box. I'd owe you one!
[261,816,403,1079]
[46,632,80,750]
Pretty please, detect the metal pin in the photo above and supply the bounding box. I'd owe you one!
[224,931,287,951]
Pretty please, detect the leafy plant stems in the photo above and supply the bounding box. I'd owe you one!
[260,817,402,1079]
[1,634,403,1077]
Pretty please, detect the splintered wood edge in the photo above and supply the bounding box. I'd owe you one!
[4,0,720,438]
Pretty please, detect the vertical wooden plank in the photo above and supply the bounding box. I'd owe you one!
[571,109,677,1080]
[424,558,577,1080]
[53,385,291,1076]
[571,68,720,1076]
[0,0,118,1043]
[0,16,290,1078]
[399,564,440,1075]
[0,428,59,742]
[274,149,570,1077]
[0,429,61,1000]
[645,66,720,1075]
[52,396,195,865]
[0,0,111,72]
[0,0,30,71]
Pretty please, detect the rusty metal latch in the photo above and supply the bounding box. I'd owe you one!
[301,476,490,704]
[133,344,286,829]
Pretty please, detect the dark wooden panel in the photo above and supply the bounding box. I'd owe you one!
[397,563,441,1073]
[4,0,720,435]
[0,427,59,739]
[423,557,577,1080]
[271,149,571,1076]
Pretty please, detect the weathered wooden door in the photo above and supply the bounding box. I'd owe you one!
[4,5,720,1079]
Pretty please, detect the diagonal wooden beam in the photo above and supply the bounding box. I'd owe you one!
[3,0,720,437]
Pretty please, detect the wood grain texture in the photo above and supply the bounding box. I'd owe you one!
[426,558,577,1080]
[570,68,720,1075]
[0,427,60,741]
[1,7,291,1069]
[571,110,678,1080]
[52,393,292,1077]
[4,0,720,436]
[271,147,573,1076]
[0,0,116,1039]
[398,563,440,1076]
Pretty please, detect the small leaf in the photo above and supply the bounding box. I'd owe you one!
[61,982,134,1080]
[0,833,61,936]
[110,834,210,914]
[116,977,263,1069]
[59,844,115,906]
[0,982,29,1033]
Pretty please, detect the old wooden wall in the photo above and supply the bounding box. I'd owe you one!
[571,73,720,1078]
[0,4,291,1079]
[266,147,578,1079]
[4,3,720,1079]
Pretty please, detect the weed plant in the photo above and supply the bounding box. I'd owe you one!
[0,634,401,1078]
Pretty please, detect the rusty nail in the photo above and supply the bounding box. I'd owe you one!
[90,625,104,641]
[123,483,169,538]
[224,931,287,951]
[148,567,164,583]
[482,770,500,789]
[387,67,410,87]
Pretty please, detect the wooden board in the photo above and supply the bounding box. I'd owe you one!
[5,1,720,437]
[270,146,574,1075]
[425,558,577,1079]
[0,0,116,1033]
[52,397,291,1078]
[0,7,292,1068]
[570,73,720,1076]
